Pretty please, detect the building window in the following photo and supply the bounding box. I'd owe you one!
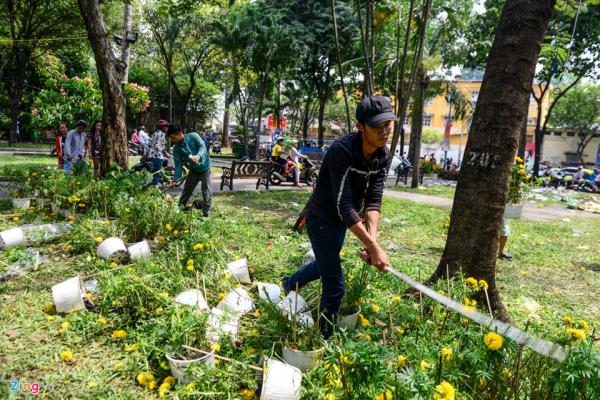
[423,115,432,126]
[471,90,479,101]
[566,132,575,137]
[553,132,562,136]
[544,131,551,136]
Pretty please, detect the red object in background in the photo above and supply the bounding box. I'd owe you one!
[267,115,287,130]
[525,142,535,155]
[55,136,64,169]
[443,120,452,149]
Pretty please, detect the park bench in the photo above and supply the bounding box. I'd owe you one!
[212,159,272,191]
[395,166,424,185]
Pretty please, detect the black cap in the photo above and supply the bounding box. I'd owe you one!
[356,96,398,127]
[76,120,87,127]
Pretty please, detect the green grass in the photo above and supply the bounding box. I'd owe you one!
[0,154,56,169]
[0,141,52,149]
[389,184,456,199]
[1,190,598,398]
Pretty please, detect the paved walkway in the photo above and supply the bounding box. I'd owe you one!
[383,189,599,221]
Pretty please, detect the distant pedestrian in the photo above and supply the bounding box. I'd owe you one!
[131,129,140,143]
[138,125,150,145]
[87,120,103,177]
[168,124,212,217]
[15,121,20,143]
[56,123,69,169]
[148,120,170,186]
[64,120,87,174]
[498,218,512,261]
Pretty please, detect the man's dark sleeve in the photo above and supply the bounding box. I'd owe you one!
[328,146,361,227]
[364,157,391,213]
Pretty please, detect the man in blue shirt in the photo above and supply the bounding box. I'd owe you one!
[64,120,88,174]
[168,124,212,217]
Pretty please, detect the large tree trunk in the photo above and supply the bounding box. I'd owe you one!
[78,0,128,174]
[254,74,268,160]
[5,49,30,146]
[317,97,327,147]
[426,0,555,321]
[517,107,528,159]
[410,67,427,188]
[121,1,133,83]
[223,86,230,147]
[302,95,312,139]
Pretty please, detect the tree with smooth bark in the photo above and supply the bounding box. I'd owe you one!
[426,0,557,321]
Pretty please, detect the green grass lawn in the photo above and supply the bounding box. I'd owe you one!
[389,183,457,199]
[1,190,599,398]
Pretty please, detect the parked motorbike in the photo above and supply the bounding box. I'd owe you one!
[269,157,319,186]
[128,140,146,156]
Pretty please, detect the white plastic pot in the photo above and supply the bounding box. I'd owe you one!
[174,289,209,312]
[256,282,281,303]
[258,357,302,400]
[35,198,47,207]
[504,203,524,219]
[52,276,86,314]
[0,227,27,248]
[227,258,252,284]
[337,306,361,331]
[295,311,314,327]
[205,307,240,345]
[302,249,315,265]
[282,347,323,372]
[127,240,152,260]
[216,287,254,315]
[165,349,215,384]
[12,198,31,210]
[97,237,128,262]
[278,291,307,316]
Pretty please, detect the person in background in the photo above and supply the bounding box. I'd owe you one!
[138,125,150,145]
[56,123,69,169]
[498,218,512,261]
[87,120,103,177]
[168,124,212,217]
[148,120,170,186]
[64,120,87,174]
[290,139,308,187]
[131,129,140,143]
[271,138,289,176]
[15,121,20,143]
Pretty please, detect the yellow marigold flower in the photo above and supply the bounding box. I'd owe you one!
[339,251,345,257]
[214,359,221,366]
[567,328,586,342]
[60,350,73,363]
[440,347,453,362]
[12,216,20,222]
[419,360,430,371]
[155,307,163,315]
[110,262,117,268]
[158,382,171,397]
[433,381,455,400]
[136,372,148,385]
[78,203,85,208]
[193,243,204,251]
[515,156,523,163]
[212,342,221,353]
[148,380,157,391]
[576,319,590,333]
[364,334,372,342]
[185,383,195,392]
[240,389,255,399]
[324,394,335,400]
[218,292,225,300]
[245,347,255,355]
[483,332,503,351]
[397,355,407,367]
[125,343,140,352]
[502,368,513,379]
[391,295,401,304]
[478,279,489,290]
[224,272,231,280]
[173,230,178,236]
[97,317,107,325]
[165,223,172,231]
[46,315,56,321]
[163,376,175,386]
[341,355,354,365]
[111,330,127,340]
[395,327,405,335]
[60,321,70,331]
[358,314,370,327]
[87,381,97,388]
[42,303,55,314]
[374,389,392,400]
[253,309,260,318]
[95,236,104,244]
[160,361,170,370]
[371,304,380,313]
[465,277,478,287]
[187,258,194,265]
[187,265,194,271]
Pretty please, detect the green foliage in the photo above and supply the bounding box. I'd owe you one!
[550,84,600,131]
[422,128,443,145]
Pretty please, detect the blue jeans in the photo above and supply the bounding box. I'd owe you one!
[151,158,164,186]
[286,211,347,337]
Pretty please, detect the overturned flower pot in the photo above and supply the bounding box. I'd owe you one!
[0,227,27,249]
[227,258,252,284]
[97,237,128,262]
[127,240,152,260]
[206,307,240,345]
[255,282,281,303]
[12,198,31,210]
[278,291,307,316]
[282,346,323,372]
[174,289,209,312]
[216,287,254,315]
[257,357,302,400]
[165,348,215,384]
[52,276,86,314]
